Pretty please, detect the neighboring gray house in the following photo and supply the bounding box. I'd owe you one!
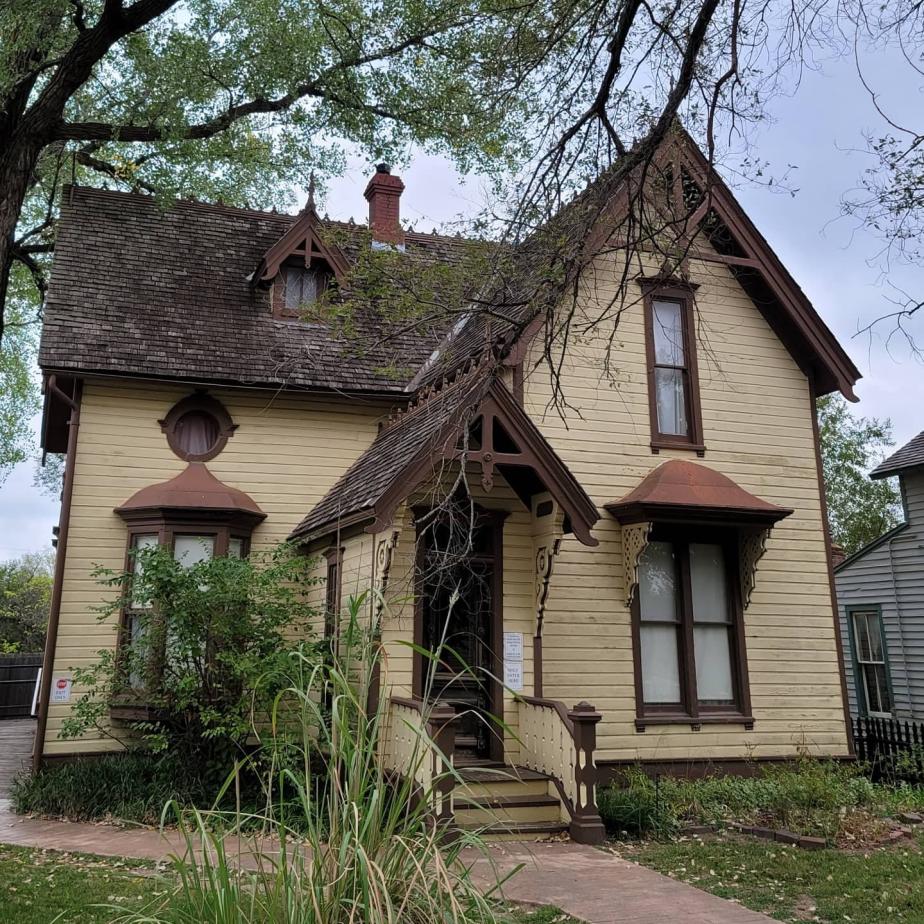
[835,431,924,721]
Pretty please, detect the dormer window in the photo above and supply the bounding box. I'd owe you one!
[283,265,327,314]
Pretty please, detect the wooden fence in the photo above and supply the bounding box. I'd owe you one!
[853,715,924,783]
[0,653,42,719]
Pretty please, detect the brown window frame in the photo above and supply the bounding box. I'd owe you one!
[642,282,705,455]
[324,546,343,648]
[631,525,752,731]
[272,260,331,320]
[112,517,254,715]
[159,393,237,463]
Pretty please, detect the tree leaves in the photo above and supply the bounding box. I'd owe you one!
[818,395,902,556]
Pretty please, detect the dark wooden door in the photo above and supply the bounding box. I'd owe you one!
[420,516,498,761]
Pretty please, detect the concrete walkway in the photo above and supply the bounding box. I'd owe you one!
[467,840,777,924]
[0,806,777,923]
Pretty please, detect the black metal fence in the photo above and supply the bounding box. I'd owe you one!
[0,653,42,719]
[854,715,924,783]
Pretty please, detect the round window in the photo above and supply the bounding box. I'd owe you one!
[174,410,221,457]
[161,394,235,462]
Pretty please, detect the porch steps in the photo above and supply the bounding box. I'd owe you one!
[453,764,567,840]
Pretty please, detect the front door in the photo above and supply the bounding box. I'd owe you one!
[418,511,501,762]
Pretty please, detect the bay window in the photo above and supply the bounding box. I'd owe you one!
[633,528,751,729]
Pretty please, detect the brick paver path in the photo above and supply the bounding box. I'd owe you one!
[0,806,777,922]
[466,841,777,924]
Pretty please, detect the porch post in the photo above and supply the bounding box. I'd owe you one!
[568,701,606,844]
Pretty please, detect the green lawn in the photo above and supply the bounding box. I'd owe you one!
[0,843,573,923]
[624,831,924,923]
[0,844,159,923]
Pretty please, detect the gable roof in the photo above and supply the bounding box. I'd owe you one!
[252,204,350,283]
[833,522,910,574]
[289,366,599,545]
[414,130,860,401]
[42,130,859,404]
[871,431,924,479]
[39,186,465,395]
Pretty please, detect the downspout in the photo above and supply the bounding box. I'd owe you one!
[32,376,82,772]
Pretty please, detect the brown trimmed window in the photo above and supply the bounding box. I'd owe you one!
[324,547,342,645]
[632,527,751,729]
[160,394,236,463]
[274,263,330,319]
[119,523,251,696]
[643,286,704,453]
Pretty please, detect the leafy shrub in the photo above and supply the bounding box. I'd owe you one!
[112,595,510,924]
[10,751,212,825]
[600,759,924,841]
[597,767,675,837]
[61,542,320,786]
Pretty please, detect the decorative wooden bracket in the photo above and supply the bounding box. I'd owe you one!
[373,529,400,616]
[622,521,653,605]
[531,494,564,638]
[739,528,769,608]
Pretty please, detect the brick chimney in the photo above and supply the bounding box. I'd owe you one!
[364,163,405,247]
[830,543,847,569]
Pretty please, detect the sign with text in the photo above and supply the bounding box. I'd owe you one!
[503,631,524,691]
[51,676,72,704]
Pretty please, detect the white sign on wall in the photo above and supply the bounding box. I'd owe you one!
[51,676,72,704]
[503,631,524,691]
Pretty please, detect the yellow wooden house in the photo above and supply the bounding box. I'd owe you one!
[34,132,860,843]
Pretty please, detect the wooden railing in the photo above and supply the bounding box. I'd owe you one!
[517,695,605,844]
[383,695,456,824]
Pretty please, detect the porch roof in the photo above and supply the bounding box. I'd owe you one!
[605,459,792,527]
[289,366,600,545]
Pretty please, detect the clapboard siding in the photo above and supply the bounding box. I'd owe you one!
[836,469,924,720]
[42,381,385,756]
[522,252,850,760]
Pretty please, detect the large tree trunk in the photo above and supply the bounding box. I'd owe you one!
[0,137,44,340]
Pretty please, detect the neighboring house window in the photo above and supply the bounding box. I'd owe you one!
[850,607,892,717]
[633,530,751,727]
[160,394,236,462]
[643,285,704,453]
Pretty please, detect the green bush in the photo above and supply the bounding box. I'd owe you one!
[599,759,924,841]
[111,595,510,924]
[597,767,675,837]
[62,542,321,784]
[10,751,212,825]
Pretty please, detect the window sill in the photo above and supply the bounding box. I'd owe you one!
[635,714,754,732]
[109,701,158,723]
[650,440,706,457]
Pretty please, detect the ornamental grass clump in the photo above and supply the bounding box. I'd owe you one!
[113,594,510,924]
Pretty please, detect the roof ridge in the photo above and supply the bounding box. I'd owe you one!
[382,353,492,432]
[63,184,477,245]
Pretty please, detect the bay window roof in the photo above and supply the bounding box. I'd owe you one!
[606,459,792,527]
[115,462,266,527]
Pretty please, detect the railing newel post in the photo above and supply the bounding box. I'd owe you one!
[567,700,606,845]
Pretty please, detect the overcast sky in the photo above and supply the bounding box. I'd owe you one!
[1,41,921,561]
